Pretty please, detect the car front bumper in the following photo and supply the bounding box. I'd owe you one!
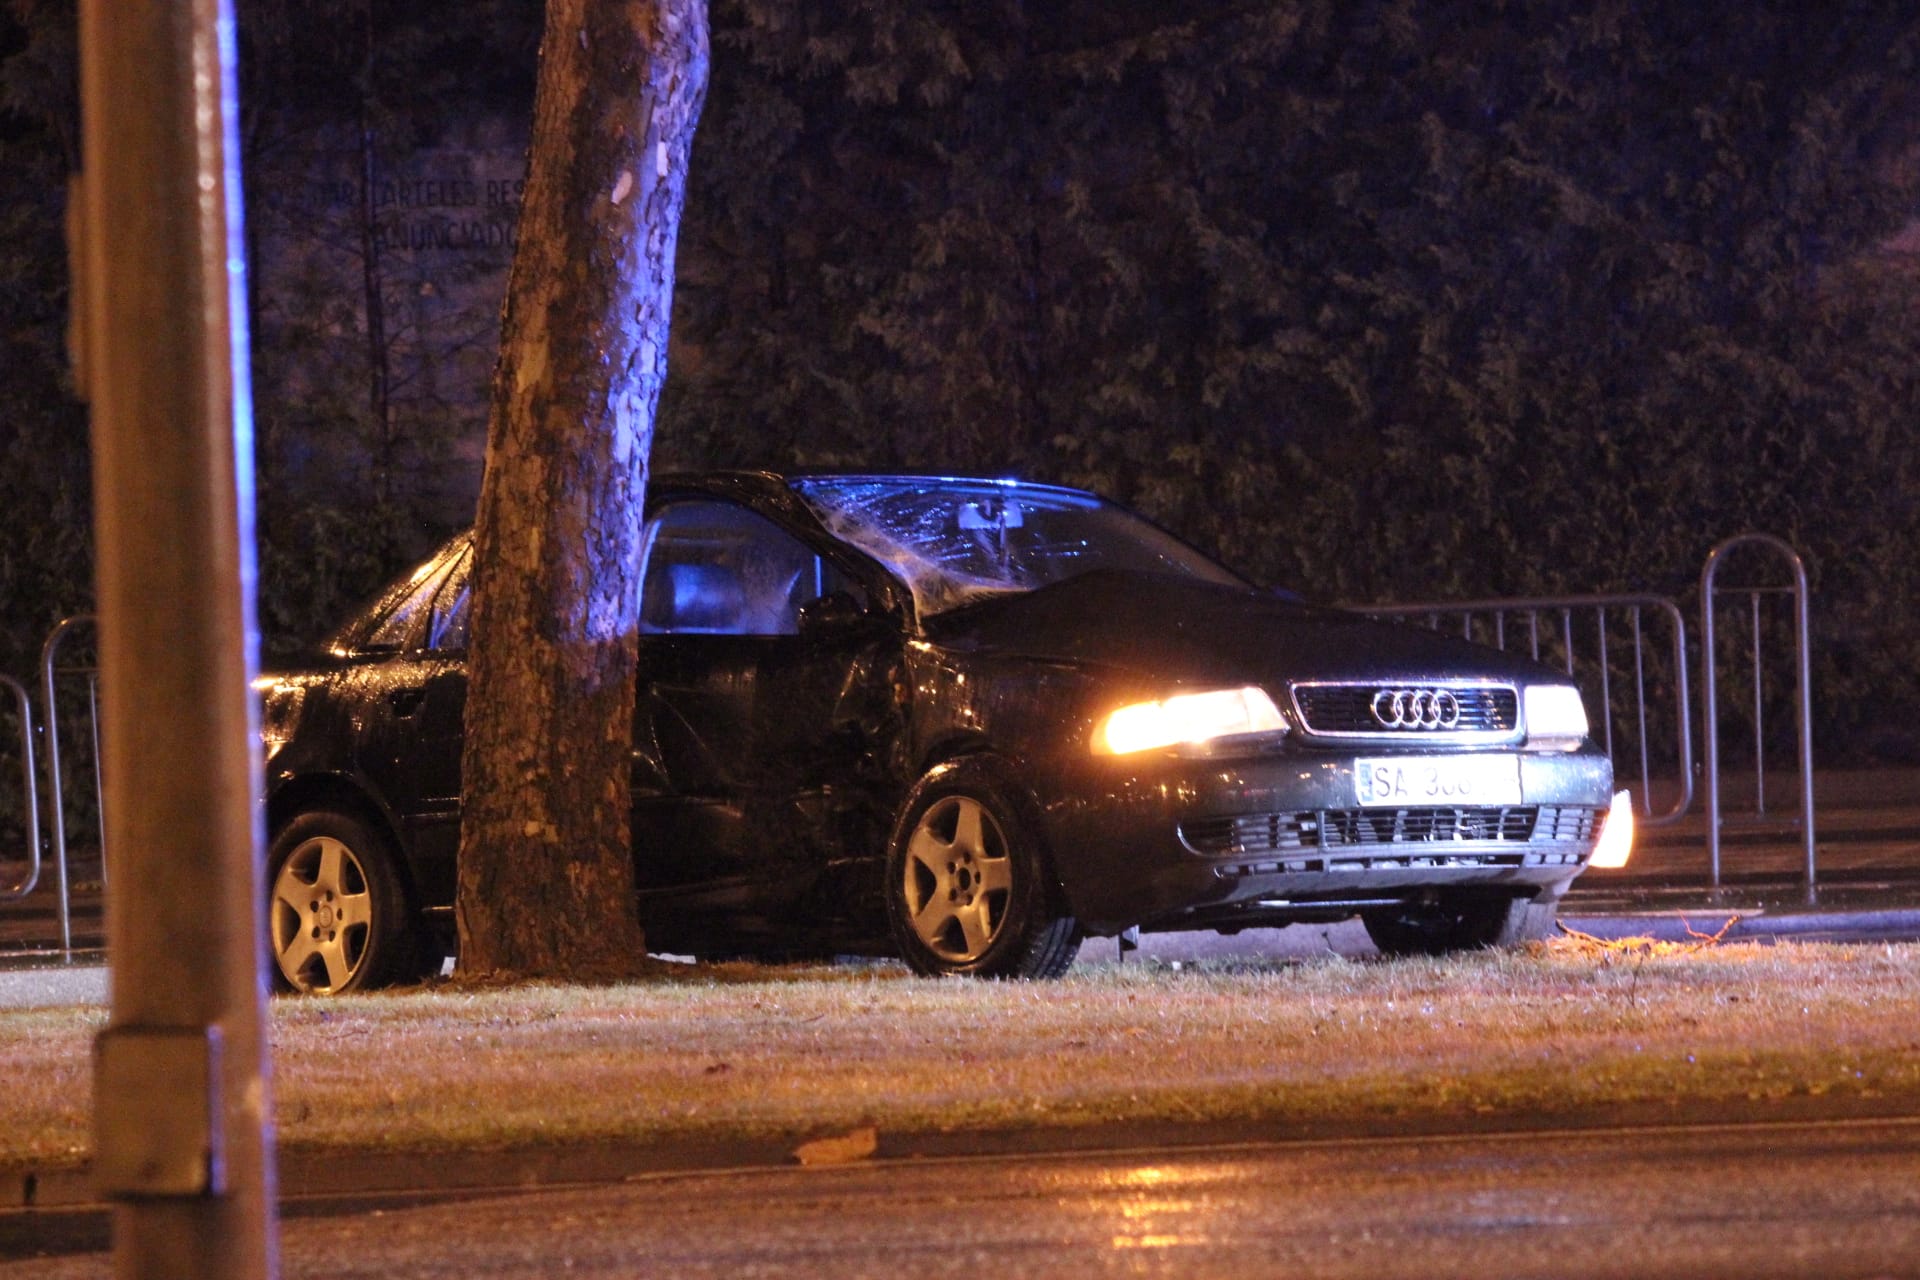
[1039,745,1616,935]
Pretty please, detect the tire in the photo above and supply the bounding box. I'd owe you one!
[1362,891,1557,958]
[884,758,1080,979]
[266,810,420,994]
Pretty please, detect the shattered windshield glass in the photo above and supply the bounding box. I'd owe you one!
[791,476,1247,617]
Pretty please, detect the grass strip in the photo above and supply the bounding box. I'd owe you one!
[6,937,1920,1168]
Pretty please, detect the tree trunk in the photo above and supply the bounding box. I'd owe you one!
[456,0,708,978]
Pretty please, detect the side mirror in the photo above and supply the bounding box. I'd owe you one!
[796,590,868,636]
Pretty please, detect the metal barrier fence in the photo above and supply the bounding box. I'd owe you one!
[1355,536,1819,890]
[1,673,40,901]
[1351,594,1695,827]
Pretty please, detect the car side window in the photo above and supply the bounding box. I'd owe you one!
[365,553,454,651]
[361,543,472,653]
[426,547,473,652]
[639,501,856,636]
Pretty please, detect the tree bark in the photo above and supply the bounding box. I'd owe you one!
[456,0,708,978]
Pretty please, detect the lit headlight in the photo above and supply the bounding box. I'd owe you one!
[1094,687,1287,755]
[1522,683,1589,751]
[254,678,303,764]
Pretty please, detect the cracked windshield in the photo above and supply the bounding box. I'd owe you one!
[790,476,1245,617]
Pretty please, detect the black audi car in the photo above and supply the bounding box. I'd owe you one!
[257,471,1630,992]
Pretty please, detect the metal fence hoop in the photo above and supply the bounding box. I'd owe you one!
[40,613,100,953]
[1699,534,1815,892]
[1,673,41,900]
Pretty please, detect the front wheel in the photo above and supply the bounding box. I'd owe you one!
[884,758,1080,979]
[1362,892,1557,957]
[266,810,420,994]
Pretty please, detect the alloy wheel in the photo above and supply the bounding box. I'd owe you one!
[270,835,375,993]
[901,795,1014,963]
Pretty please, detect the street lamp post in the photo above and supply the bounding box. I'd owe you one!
[73,0,278,1276]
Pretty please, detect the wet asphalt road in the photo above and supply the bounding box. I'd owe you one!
[8,1116,1920,1278]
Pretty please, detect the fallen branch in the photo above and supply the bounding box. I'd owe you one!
[1681,915,1742,948]
[1552,915,1742,958]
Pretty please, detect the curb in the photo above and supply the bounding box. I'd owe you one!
[14,1095,1920,1215]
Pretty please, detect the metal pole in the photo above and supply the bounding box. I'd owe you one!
[1781,571,1812,890]
[1595,607,1613,764]
[39,616,93,956]
[89,672,110,885]
[1631,607,1651,810]
[1751,591,1765,817]
[1701,563,1725,887]
[1665,601,1694,828]
[75,0,278,1274]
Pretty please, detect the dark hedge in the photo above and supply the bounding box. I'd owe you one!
[4,0,1919,760]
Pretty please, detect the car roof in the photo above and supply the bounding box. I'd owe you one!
[668,466,1075,483]
[661,468,1102,502]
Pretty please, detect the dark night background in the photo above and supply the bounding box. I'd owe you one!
[4,0,1920,760]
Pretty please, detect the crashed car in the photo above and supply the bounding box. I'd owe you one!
[257,471,1630,992]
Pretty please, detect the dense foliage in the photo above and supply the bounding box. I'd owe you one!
[661,0,1920,756]
[0,0,86,679]
[4,0,1920,757]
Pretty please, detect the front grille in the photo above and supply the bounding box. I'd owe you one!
[1290,683,1519,736]
[1532,805,1603,843]
[1180,804,1603,877]
[1319,806,1539,845]
[1182,805,1542,856]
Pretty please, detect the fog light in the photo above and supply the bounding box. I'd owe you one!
[1588,790,1635,868]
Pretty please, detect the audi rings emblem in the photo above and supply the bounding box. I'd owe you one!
[1370,687,1463,731]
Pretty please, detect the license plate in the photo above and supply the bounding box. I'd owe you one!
[1354,755,1521,807]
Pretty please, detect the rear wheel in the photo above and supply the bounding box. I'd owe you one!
[1362,892,1556,957]
[267,810,420,994]
[885,759,1080,979]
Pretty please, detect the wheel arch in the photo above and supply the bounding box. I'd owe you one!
[912,728,997,780]
[264,773,421,903]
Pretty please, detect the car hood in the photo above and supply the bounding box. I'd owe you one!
[924,570,1562,689]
